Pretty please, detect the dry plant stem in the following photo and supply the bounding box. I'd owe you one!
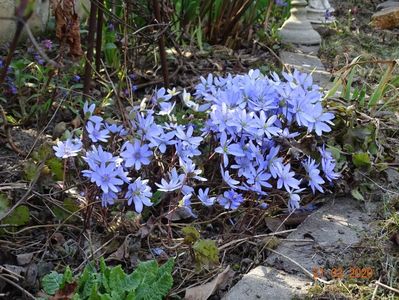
[375,281,399,294]
[153,0,170,88]
[95,0,104,73]
[263,0,275,30]
[371,276,382,300]
[0,274,35,300]
[0,104,25,156]
[218,229,296,250]
[83,0,98,99]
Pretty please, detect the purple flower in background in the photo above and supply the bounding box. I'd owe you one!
[218,190,244,210]
[121,140,152,171]
[53,138,82,159]
[275,0,288,7]
[125,177,153,213]
[325,9,333,21]
[73,75,81,82]
[42,39,53,50]
[34,53,45,65]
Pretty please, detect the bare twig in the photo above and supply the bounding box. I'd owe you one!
[153,0,170,87]
[83,0,98,99]
[0,274,35,299]
[266,247,334,285]
[375,281,399,294]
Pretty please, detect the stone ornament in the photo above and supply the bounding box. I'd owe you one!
[278,0,321,46]
[307,0,336,24]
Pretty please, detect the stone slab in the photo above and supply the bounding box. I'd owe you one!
[223,266,310,300]
[266,197,376,277]
[377,1,399,11]
[280,51,331,87]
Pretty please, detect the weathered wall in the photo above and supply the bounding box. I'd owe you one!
[0,0,89,45]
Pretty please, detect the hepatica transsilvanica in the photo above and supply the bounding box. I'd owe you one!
[53,69,340,215]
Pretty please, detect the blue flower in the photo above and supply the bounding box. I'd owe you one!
[83,162,124,193]
[121,140,152,171]
[220,165,240,188]
[86,121,110,143]
[215,132,245,167]
[125,177,153,213]
[319,146,340,182]
[149,130,175,153]
[197,188,216,206]
[101,191,118,207]
[303,157,325,193]
[218,190,244,210]
[155,168,185,192]
[276,163,301,192]
[254,112,281,139]
[175,125,203,147]
[53,138,82,159]
[287,189,305,212]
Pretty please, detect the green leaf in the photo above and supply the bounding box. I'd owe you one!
[182,226,200,245]
[351,188,364,201]
[352,152,371,168]
[368,62,396,108]
[132,259,174,300]
[47,157,64,181]
[61,266,73,288]
[2,205,30,226]
[0,193,10,218]
[42,271,63,295]
[193,239,219,269]
[24,161,39,181]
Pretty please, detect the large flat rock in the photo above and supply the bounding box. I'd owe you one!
[223,266,310,300]
[225,198,377,299]
[266,197,375,276]
[280,51,331,87]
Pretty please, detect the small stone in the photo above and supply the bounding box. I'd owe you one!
[338,229,345,235]
[52,122,67,139]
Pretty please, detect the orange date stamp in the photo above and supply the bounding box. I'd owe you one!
[312,266,374,281]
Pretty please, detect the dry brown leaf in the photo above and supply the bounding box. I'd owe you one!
[184,266,234,300]
[51,0,83,57]
[50,282,77,300]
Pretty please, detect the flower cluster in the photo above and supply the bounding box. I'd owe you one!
[53,69,339,215]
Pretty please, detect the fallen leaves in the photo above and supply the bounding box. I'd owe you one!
[184,266,234,300]
[51,0,83,57]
